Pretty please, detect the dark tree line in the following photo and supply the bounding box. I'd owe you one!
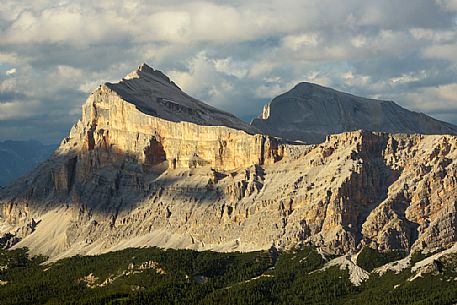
[0,246,456,305]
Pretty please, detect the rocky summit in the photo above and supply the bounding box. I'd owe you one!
[0,64,456,261]
[251,82,457,144]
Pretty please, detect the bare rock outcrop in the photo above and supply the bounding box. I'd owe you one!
[0,65,456,260]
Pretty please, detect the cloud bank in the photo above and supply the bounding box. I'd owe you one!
[1,0,456,143]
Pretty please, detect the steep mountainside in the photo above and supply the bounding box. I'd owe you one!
[0,140,56,187]
[0,65,456,262]
[251,82,457,143]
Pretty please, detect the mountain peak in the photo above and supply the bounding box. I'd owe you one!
[251,82,457,143]
[138,62,153,71]
[98,64,257,134]
[293,81,323,89]
[123,63,180,90]
[288,82,351,98]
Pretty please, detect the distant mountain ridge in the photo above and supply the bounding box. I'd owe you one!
[251,82,457,143]
[0,140,56,187]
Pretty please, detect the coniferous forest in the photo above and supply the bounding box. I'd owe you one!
[0,246,456,305]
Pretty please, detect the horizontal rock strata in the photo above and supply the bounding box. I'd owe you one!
[0,65,456,260]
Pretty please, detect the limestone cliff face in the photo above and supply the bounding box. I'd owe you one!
[62,64,282,173]
[0,64,288,256]
[0,65,456,260]
[67,83,284,172]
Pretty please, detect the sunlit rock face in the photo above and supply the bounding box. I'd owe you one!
[0,65,456,261]
[66,63,284,172]
[251,82,457,144]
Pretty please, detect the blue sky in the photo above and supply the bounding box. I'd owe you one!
[1,0,457,143]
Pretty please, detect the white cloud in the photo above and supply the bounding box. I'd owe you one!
[255,83,287,99]
[0,100,41,120]
[399,84,457,119]
[166,52,251,109]
[304,72,332,87]
[78,80,103,93]
[136,11,191,42]
[433,83,457,102]
[1,0,457,143]
[340,71,371,87]
[56,65,82,78]
[0,52,17,64]
[435,0,457,11]
[282,33,320,50]
[5,68,16,76]
[213,58,248,78]
[350,35,367,48]
[248,62,277,79]
[423,43,457,62]
[389,71,427,84]
[410,28,455,42]
[0,78,16,91]
[3,7,82,45]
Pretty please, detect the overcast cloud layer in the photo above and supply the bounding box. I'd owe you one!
[1,0,457,143]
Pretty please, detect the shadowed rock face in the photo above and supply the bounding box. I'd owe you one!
[251,82,457,144]
[0,65,456,261]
